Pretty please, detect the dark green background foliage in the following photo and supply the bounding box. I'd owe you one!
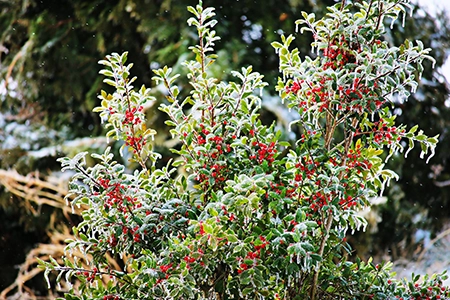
[0,0,449,294]
[377,8,450,256]
[0,0,333,134]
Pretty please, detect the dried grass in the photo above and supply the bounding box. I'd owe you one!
[0,169,121,299]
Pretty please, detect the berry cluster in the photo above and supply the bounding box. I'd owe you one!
[269,181,296,199]
[393,281,450,300]
[98,178,140,214]
[123,106,144,125]
[237,236,269,274]
[249,141,277,164]
[286,32,387,115]
[345,147,372,173]
[103,295,120,300]
[183,248,205,269]
[295,157,320,181]
[322,36,357,71]
[155,263,172,284]
[122,224,144,242]
[125,134,146,153]
[108,105,147,154]
[76,267,98,283]
[285,81,301,94]
[356,119,405,145]
[192,124,234,187]
[220,205,237,222]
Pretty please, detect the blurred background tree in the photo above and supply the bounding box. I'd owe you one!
[0,0,449,296]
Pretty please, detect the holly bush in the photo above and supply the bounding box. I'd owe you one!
[40,1,449,299]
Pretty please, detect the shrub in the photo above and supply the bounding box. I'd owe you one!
[40,1,448,299]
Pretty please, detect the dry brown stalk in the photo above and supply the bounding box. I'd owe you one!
[0,169,122,299]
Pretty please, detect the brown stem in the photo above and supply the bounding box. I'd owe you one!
[366,0,374,17]
[310,212,334,300]
[374,1,383,31]
[310,117,356,300]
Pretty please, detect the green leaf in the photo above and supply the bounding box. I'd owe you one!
[271,41,283,49]
[79,233,88,242]
[208,236,218,251]
[227,234,238,243]
[415,134,426,141]
[120,51,128,65]
[409,125,419,134]
[103,78,117,87]
[99,69,114,77]
[242,287,253,295]
[133,216,143,225]
[203,223,213,234]
[208,207,218,217]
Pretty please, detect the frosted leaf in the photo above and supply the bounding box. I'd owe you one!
[362,221,367,232]
[226,288,231,297]
[405,145,413,158]
[379,181,385,198]
[426,147,435,164]
[385,177,392,190]
[385,150,394,163]
[65,272,73,289]
[288,120,296,132]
